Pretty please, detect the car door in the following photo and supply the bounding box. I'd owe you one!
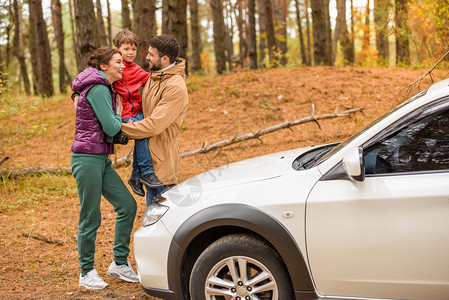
[306,100,449,300]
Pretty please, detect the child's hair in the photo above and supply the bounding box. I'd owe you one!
[113,29,138,48]
[87,47,121,70]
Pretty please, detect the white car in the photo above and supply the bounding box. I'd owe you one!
[133,79,449,300]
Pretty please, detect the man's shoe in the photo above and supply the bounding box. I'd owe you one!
[140,173,164,188]
[79,269,109,289]
[128,179,145,197]
[107,261,139,283]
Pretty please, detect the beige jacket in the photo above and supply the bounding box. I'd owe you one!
[121,58,188,185]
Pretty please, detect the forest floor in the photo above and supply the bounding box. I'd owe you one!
[0,66,445,299]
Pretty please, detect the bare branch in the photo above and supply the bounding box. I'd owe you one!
[180,106,364,157]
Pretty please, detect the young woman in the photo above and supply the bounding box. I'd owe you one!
[71,47,138,289]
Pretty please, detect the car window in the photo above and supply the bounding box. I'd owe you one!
[363,107,449,174]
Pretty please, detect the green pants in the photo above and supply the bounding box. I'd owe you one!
[71,153,137,275]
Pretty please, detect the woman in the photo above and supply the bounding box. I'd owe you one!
[71,47,138,289]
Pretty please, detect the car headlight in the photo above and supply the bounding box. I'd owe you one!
[142,203,169,227]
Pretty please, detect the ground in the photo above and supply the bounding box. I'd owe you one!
[0,66,444,299]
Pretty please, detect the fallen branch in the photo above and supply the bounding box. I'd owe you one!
[0,156,9,167]
[0,167,72,179]
[400,50,449,97]
[21,233,63,246]
[180,106,364,158]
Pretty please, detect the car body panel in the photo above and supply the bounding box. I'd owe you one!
[307,172,449,299]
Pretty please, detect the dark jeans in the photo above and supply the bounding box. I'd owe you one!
[123,112,154,179]
[146,185,167,207]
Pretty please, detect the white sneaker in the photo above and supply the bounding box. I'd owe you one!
[79,269,108,289]
[107,261,139,282]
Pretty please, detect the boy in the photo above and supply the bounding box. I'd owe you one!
[113,29,163,196]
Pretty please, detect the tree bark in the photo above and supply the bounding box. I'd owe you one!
[167,0,188,63]
[211,0,226,74]
[334,0,354,65]
[304,0,312,65]
[311,0,332,66]
[224,2,233,72]
[294,0,307,65]
[258,0,267,67]
[106,0,112,45]
[235,0,246,67]
[27,1,39,95]
[263,0,278,67]
[5,1,13,71]
[189,0,202,73]
[273,0,287,65]
[51,0,71,93]
[13,0,31,95]
[247,0,257,69]
[133,0,155,70]
[96,0,107,46]
[121,0,131,29]
[395,0,410,64]
[29,0,54,97]
[161,0,169,34]
[374,0,389,61]
[74,0,100,72]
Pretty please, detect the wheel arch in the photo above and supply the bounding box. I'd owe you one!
[166,203,316,299]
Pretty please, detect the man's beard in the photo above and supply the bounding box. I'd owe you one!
[149,58,162,71]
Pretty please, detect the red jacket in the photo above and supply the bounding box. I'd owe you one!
[113,60,150,120]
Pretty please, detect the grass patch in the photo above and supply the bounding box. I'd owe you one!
[0,174,78,213]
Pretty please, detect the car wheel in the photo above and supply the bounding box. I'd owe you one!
[189,233,294,300]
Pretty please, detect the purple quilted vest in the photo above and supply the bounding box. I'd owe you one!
[71,67,116,154]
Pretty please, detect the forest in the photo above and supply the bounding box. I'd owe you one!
[0,0,448,98]
[0,1,449,298]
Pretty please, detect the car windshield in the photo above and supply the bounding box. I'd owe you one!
[313,90,428,167]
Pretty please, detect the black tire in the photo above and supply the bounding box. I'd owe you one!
[189,233,295,300]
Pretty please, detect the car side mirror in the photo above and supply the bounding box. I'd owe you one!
[342,147,365,181]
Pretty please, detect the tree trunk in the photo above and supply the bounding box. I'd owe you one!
[51,0,70,93]
[5,1,13,71]
[263,0,278,67]
[350,0,356,61]
[74,0,100,72]
[224,2,233,72]
[96,0,107,46]
[68,0,77,57]
[167,0,188,63]
[395,0,409,64]
[258,0,266,67]
[133,0,155,70]
[334,0,354,65]
[247,0,257,69]
[121,0,131,29]
[161,0,169,34]
[311,0,332,66]
[29,0,54,97]
[106,0,112,45]
[235,0,246,67]
[304,0,312,65]
[273,0,287,65]
[211,0,226,74]
[189,0,202,73]
[13,0,31,95]
[27,1,39,95]
[374,0,389,61]
[294,0,307,65]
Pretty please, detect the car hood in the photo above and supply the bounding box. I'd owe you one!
[163,146,315,207]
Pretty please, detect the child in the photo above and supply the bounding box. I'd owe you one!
[113,29,163,197]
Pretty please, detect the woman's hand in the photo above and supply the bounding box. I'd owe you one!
[116,94,123,115]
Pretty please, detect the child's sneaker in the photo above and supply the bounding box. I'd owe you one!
[107,261,139,282]
[79,269,108,289]
[140,173,164,188]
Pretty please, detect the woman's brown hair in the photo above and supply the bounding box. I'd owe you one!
[87,47,121,70]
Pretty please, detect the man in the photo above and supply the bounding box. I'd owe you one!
[121,35,188,206]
